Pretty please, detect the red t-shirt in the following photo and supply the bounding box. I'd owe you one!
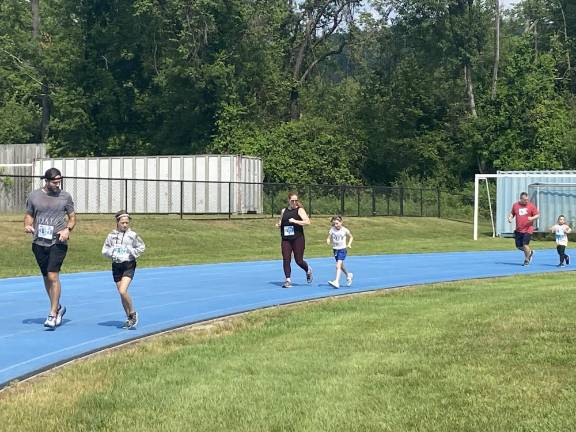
[511,201,539,233]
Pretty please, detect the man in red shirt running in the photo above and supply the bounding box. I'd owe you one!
[508,192,540,266]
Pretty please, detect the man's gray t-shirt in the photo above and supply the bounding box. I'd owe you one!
[26,188,75,246]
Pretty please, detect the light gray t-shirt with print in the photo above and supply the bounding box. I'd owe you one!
[26,188,75,246]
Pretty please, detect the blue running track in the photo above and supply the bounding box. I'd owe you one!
[0,249,572,388]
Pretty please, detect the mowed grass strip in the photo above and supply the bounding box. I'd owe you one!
[1,215,510,277]
[1,273,575,431]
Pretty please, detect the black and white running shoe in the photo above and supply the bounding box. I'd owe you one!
[44,315,56,329]
[55,305,66,326]
[306,268,313,284]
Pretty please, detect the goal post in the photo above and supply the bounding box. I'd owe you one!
[473,174,498,240]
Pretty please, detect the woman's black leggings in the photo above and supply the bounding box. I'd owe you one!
[281,236,309,278]
[557,245,568,264]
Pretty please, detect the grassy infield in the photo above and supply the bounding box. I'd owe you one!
[0,215,575,431]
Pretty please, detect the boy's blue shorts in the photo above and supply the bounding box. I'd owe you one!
[333,248,347,261]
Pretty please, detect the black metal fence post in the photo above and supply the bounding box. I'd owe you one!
[228,182,232,220]
[340,185,345,215]
[371,188,376,216]
[420,188,423,217]
[399,186,404,217]
[124,179,128,213]
[271,186,275,217]
[437,188,441,218]
[308,185,312,215]
[179,180,183,219]
[357,187,361,217]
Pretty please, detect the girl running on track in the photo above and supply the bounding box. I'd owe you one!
[549,215,572,267]
[102,211,145,329]
[326,215,354,288]
[276,192,313,288]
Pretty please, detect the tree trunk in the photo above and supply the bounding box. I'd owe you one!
[31,0,40,39]
[491,0,500,99]
[464,64,477,117]
[534,20,538,60]
[287,1,359,121]
[559,1,571,82]
[31,0,50,142]
[289,14,313,120]
[40,82,50,142]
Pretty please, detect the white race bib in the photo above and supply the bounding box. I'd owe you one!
[38,224,54,240]
[113,246,129,260]
[518,208,528,216]
[283,226,295,236]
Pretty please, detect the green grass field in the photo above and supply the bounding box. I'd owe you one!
[1,215,574,431]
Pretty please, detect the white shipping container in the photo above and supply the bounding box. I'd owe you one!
[33,155,263,214]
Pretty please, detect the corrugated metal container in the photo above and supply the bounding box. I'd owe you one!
[0,144,47,212]
[496,171,576,235]
[33,155,263,214]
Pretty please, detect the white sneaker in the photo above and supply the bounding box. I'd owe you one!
[44,315,57,329]
[328,280,340,289]
[347,273,354,287]
[55,305,66,326]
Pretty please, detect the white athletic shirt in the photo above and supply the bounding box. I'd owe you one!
[329,226,350,250]
[551,224,571,246]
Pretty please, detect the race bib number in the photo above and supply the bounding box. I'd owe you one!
[556,228,565,236]
[283,226,295,236]
[518,208,528,216]
[38,224,54,240]
[113,246,129,259]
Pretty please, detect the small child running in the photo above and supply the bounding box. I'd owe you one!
[549,215,572,267]
[326,215,354,288]
[102,210,146,328]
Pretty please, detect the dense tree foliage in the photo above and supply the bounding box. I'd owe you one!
[1,0,575,185]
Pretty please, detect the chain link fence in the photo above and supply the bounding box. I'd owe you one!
[0,174,478,220]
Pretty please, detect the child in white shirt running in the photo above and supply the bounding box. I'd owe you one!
[102,210,146,328]
[326,216,354,288]
[549,214,572,267]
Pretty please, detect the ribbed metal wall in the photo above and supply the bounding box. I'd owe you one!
[33,155,263,214]
[496,171,576,235]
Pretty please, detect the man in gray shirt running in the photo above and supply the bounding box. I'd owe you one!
[24,168,76,329]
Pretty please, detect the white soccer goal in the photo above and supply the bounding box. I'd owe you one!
[473,174,497,240]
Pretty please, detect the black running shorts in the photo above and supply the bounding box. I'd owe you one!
[514,231,531,248]
[32,243,68,276]
[112,260,137,282]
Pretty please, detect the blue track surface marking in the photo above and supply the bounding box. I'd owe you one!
[0,249,572,388]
